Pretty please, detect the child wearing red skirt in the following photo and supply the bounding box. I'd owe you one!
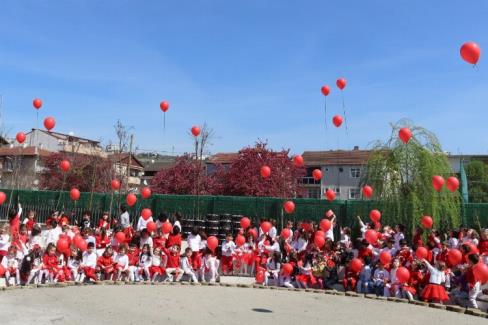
[221,234,236,275]
[41,243,59,283]
[421,259,449,303]
[97,247,115,280]
[149,247,165,282]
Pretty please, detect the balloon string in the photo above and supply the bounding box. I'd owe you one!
[341,92,348,134]
[324,98,328,129]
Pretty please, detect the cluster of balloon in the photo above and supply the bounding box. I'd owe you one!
[362,185,373,199]
[369,209,381,223]
[111,179,121,191]
[398,127,412,144]
[44,117,56,131]
[446,176,460,192]
[141,208,152,220]
[0,191,6,205]
[161,222,173,234]
[336,78,348,130]
[292,155,304,167]
[431,175,445,192]
[141,187,152,199]
[312,169,322,181]
[159,100,170,132]
[207,236,218,251]
[332,115,343,128]
[349,258,363,273]
[283,200,295,214]
[460,42,481,65]
[421,215,433,229]
[126,193,137,207]
[191,126,201,137]
[16,132,26,144]
[70,188,80,201]
[59,159,71,172]
[260,165,271,178]
[325,189,336,202]
[320,85,330,127]
[240,217,251,230]
[396,267,410,283]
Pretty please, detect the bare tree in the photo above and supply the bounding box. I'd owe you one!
[113,120,134,187]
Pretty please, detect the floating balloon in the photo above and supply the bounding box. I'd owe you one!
[336,78,347,90]
[396,267,410,283]
[161,222,173,234]
[283,201,295,214]
[362,185,373,199]
[321,85,330,96]
[379,251,392,265]
[16,132,26,144]
[59,160,71,172]
[207,236,218,251]
[260,221,272,234]
[447,248,462,266]
[111,179,121,191]
[325,189,336,202]
[421,215,433,229]
[446,177,459,192]
[293,155,304,168]
[33,98,42,110]
[146,221,157,233]
[282,263,293,275]
[191,126,201,137]
[432,176,445,192]
[320,219,331,232]
[369,209,381,223]
[56,238,69,252]
[240,217,251,229]
[115,232,126,243]
[126,193,137,207]
[332,115,343,127]
[415,246,428,260]
[141,187,152,199]
[312,169,322,181]
[141,208,152,221]
[44,117,56,131]
[349,258,363,273]
[314,235,325,248]
[70,188,80,201]
[365,229,378,244]
[160,101,170,112]
[460,42,481,65]
[0,192,7,205]
[280,228,291,239]
[235,234,246,247]
[260,165,271,178]
[398,127,412,144]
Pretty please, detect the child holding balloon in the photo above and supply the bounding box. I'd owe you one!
[221,233,236,275]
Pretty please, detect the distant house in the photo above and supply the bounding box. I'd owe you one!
[0,146,51,189]
[107,153,145,190]
[206,152,238,173]
[141,160,177,186]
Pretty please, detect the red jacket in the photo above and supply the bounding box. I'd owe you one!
[127,249,140,266]
[43,254,58,269]
[163,248,180,268]
[97,255,114,269]
[166,234,182,248]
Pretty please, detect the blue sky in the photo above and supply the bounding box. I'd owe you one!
[0,1,487,156]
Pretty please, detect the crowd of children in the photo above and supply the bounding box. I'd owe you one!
[1,203,487,310]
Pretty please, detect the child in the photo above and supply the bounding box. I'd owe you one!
[67,247,82,282]
[41,243,59,283]
[181,247,198,283]
[384,258,401,297]
[80,242,98,282]
[394,224,405,251]
[97,212,110,230]
[22,210,36,233]
[465,254,483,309]
[356,256,372,294]
[8,203,22,238]
[264,251,281,286]
[372,262,390,296]
[149,247,165,282]
[0,224,11,263]
[139,229,153,250]
[1,246,20,286]
[127,243,140,282]
[221,233,236,275]
[164,245,182,282]
[113,245,130,281]
[96,247,115,280]
[22,247,43,285]
[421,259,449,303]
[201,248,220,283]
[137,244,152,281]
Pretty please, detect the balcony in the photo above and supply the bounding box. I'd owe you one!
[301,177,321,185]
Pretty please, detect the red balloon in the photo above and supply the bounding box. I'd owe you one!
[447,248,462,266]
[432,175,445,192]
[321,85,330,96]
[379,251,392,265]
[396,266,410,283]
[421,215,433,229]
[349,258,363,273]
[280,228,291,239]
[16,132,26,144]
[235,234,246,247]
[141,208,152,221]
[283,201,295,214]
[398,127,412,144]
[362,185,373,199]
[255,270,265,284]
[44,117,56,131]
[446,176,459,192]
[56,238,69,252]
[312,169,322,181]
[161,222,173,234]
[473,262,488,284]
[33,98,43,110]
[207,236,218,251]
[240,217,251,229]
[282,263,293,275]
[115,232,126,243]
[293,155,304,167]
[315,230,325,238]
[70,188,80,201]
[369,209,381,223]
[314,235,325,248]
[260,165,271,178]
[247,228,258,239]
[332,115,343,127]
[141,187,152,199]
[415,246,428,260]
[146,221,157,233]
[73,233,83,244]
[320,219,331,232]
[325,189,336,202]
[365,229,378,244]
[126,193,137,207]
[76,238,87,251]
[59,159,71,172]
[160,101,170,112]
[111,179,121,191]
[191,126,201,137]
[336,78,347,90]
[0,264,5,277]
[260,221,272,234]
[0,191,6,205]
[460,42,481,65]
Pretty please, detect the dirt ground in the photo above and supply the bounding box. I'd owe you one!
[0,285,484,325]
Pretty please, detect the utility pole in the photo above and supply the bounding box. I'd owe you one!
[126,134,134,193]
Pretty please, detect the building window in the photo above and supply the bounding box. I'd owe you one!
[349,188,360,199]
[350,168,361,178]
[307,188,321,199]
[325,187,340,194]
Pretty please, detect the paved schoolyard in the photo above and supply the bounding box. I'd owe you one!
[0,285,484,325]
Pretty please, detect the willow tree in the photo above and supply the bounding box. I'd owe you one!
[363,119,460,234]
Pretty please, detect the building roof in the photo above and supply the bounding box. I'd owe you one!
[302,150,372,166]
[143,160,176,172]
[107,153,145,170]
[207,152,238,164]
[0,146,52,157]
[28,129,100,145]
